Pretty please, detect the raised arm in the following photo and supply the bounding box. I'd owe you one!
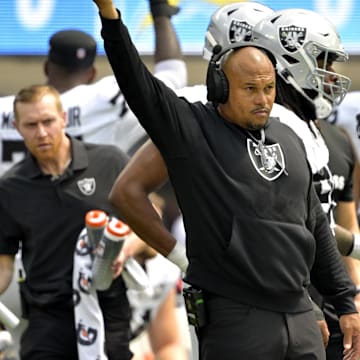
[93,0,184,141]
[151,0,187,90]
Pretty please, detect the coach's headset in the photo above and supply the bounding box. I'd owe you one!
[206,45,229,104]
[206,44,277,104]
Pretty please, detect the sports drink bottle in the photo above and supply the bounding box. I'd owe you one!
[85,210,108,249]
[92,217,130,290]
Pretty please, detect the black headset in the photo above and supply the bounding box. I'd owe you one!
[206,44,229,104]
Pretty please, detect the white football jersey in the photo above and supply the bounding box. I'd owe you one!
[0,59,187,176]
[329,91,360,161]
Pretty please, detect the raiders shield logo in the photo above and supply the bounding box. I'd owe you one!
[279,25,306,52]
[229,20,252,44]
[247,139,285,181]
[77,178,96,195]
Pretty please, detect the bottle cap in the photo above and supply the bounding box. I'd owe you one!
[106,218,131,240]
[85,210,108,228]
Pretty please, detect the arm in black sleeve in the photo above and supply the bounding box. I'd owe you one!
[309,185,357,316]
[99,10,181,141]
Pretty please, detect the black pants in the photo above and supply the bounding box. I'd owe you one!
[20,279,132,360]
[98,278,133,360]
[20,306,78,360]
[198,294,326,360]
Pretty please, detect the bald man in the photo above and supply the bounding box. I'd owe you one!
[92,1,360,359]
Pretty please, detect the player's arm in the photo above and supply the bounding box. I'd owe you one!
[109,139,171,254]
[109,140,188,272]
[151,0,187,90]
[147,288,188,360]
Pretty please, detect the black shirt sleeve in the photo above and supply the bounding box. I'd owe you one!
[308,185,357,315]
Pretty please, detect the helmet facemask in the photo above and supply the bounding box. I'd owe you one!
[252,8,351,119]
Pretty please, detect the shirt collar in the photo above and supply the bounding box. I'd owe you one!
[21,136,89,179]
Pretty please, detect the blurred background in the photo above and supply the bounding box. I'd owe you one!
[1,0,360,95]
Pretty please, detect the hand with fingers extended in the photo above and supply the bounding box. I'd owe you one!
[340,313,360,359]
[149,0,179,18]
[317,319,330,348]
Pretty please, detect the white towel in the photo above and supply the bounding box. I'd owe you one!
[73,228,107,360]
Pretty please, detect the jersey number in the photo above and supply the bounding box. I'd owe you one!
[2,139,27,161]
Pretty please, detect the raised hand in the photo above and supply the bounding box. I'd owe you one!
[92,0,118,19]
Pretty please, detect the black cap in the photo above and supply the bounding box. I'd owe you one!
[48,29,97,70]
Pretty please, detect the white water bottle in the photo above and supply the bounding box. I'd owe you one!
[85,210,108,249]
[0,302,20,329]
[92,217,131,291]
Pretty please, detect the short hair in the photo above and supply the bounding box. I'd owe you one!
[48,29,97,72]
[220,45,277,69]
[13,85,63,120]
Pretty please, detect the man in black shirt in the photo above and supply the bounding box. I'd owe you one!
[92,1,360,359]
[0,84,131,360]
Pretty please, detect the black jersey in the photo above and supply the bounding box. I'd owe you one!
[99,13,356,315]
[318,119,355,205]
[0,137,129,307]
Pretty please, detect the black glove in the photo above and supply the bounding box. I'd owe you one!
[150,0,180,18]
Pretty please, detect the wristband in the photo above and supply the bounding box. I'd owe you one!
[167,241,188,274]
[349,233,360,260]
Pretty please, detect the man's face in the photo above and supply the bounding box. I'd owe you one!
[14,94,66,161]
[219,47,276,130]
[317,57,339,97]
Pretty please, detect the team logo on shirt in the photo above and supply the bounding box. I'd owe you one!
[279,25,306,52]
[77,178,96,195]
[247,139,285,181]
[229,20,253,43]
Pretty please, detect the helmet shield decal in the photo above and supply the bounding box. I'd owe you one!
[229,20,252,44]
[279,25,306,52]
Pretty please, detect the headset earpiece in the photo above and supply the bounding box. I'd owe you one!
[206,45,229,104]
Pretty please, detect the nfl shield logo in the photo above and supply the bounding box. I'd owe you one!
[229,20,252,44]
[279,25,306,52]
[77,178,96,195]
[247,139,286,181]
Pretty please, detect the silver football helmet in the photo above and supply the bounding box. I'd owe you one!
[252,8,351,118]
[203,2,274,61]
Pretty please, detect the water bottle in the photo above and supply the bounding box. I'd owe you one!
[92,217,131,291]
[0,302,20,329]
[85,210,108,249]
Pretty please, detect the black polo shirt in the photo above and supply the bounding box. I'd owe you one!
[0,137,129,307]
